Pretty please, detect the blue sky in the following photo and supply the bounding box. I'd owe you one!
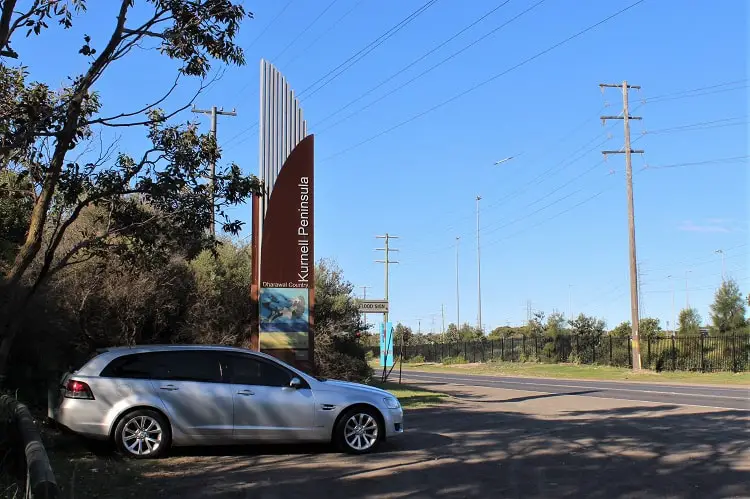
[17,0,748,332]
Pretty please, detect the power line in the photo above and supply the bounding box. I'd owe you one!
[244,0,296,51]
[298,0,440,100]
[642,155,749,170]
[641,116,748,135]
[270,0,340,63]
[282,0,367,69]
[641,79,748,102]
[221,0,437,151]
[483,179,617,249]
[403,105,614,246]
[320,0,647,163]
[639,245,748,274]
[476,133,647,239]
[399,126,648,263]
[312,0,539,132]
[221,122,259,150]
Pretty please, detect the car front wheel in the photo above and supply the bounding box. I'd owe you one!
[335,407,383,455]
[114,409,171,459]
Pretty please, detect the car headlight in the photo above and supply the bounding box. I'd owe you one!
[383,397,400,409]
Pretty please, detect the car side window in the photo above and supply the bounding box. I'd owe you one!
[226,354,292,387]
[100,353,154,379]
[149,351,223,383]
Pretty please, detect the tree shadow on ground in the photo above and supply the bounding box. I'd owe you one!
[68,403,748,499]
[447,389,601,404]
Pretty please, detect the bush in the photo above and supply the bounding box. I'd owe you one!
[567,352,583,365]
[442,355,467,365]
[365,350,374,361]
[408,354,425,364]
[519,353,540,363]
[314,334,372,383]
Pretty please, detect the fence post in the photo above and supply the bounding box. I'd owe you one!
[628,338,632,368]
[490,340,494,360]
[501,338,505,361]
[647,336,651,369]
[464,342,467,361]
[590,339,594,364]
[732,335,736,373]
[609,335,613,365]
[672,335,677,371]
[700,334,705,372]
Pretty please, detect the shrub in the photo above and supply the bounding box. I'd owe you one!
[408,354,425,364]
[314,334,372,383]
[442,355,467,365]
[365,350,375,361]
[520,353,540,363]
[567,352,583,365]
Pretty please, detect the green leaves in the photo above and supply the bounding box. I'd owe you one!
[710,279,747,335]
[156,0,248,76]
[678,308,702,336]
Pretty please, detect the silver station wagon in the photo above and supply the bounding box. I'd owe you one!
[51,345,404,458]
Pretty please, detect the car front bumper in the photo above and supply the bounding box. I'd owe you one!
[384,406,405,439]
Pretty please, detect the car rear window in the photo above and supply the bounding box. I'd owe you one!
[100,353,155,379]
[100,350,223,383]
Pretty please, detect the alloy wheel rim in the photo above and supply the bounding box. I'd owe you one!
[122,416,163,456]
[344,413,378,451]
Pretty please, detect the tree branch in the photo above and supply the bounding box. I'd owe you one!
[0,0,20,54]
[4,0,133,289]
[122,28,163,38]
[88,76,213,128]
[86,75,181,126]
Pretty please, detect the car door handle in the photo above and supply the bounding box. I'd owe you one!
[159,385,179,391]
[237,389,255,396]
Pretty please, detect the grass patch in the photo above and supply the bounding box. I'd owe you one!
[400,361,750,386]
[374,382,449,408]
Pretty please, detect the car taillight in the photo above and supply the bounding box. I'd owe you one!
[64,379,95,400]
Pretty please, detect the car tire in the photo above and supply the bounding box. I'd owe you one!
[334,406,383,455]
[114,409,171,459]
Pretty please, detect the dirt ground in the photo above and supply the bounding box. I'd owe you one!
[45,380,750,499]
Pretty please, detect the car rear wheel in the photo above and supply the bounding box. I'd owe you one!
[114,409,171,459]
[335,407,383,455]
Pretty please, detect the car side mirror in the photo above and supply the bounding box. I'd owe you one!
[289,377,302,389]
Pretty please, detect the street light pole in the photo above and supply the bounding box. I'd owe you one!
[476,195,482,333]
[667,275,676,336]
[716,249,725,281]
[455,236,460,329]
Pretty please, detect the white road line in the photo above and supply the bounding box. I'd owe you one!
[405,373,750,401]
[439,382,744,412]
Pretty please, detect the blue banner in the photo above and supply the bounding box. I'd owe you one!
[379,322,394,367]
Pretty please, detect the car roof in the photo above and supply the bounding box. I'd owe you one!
[78,344,285,376]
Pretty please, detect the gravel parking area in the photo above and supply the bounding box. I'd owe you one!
[47,380,750,498]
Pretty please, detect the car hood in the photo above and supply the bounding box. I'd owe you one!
[320,380,393,398]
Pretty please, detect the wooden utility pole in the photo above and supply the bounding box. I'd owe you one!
[376,234,399,382]
[600,81,644,371]
[192,105,237,236]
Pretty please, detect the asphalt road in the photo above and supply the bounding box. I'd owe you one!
[405,370,750,410]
